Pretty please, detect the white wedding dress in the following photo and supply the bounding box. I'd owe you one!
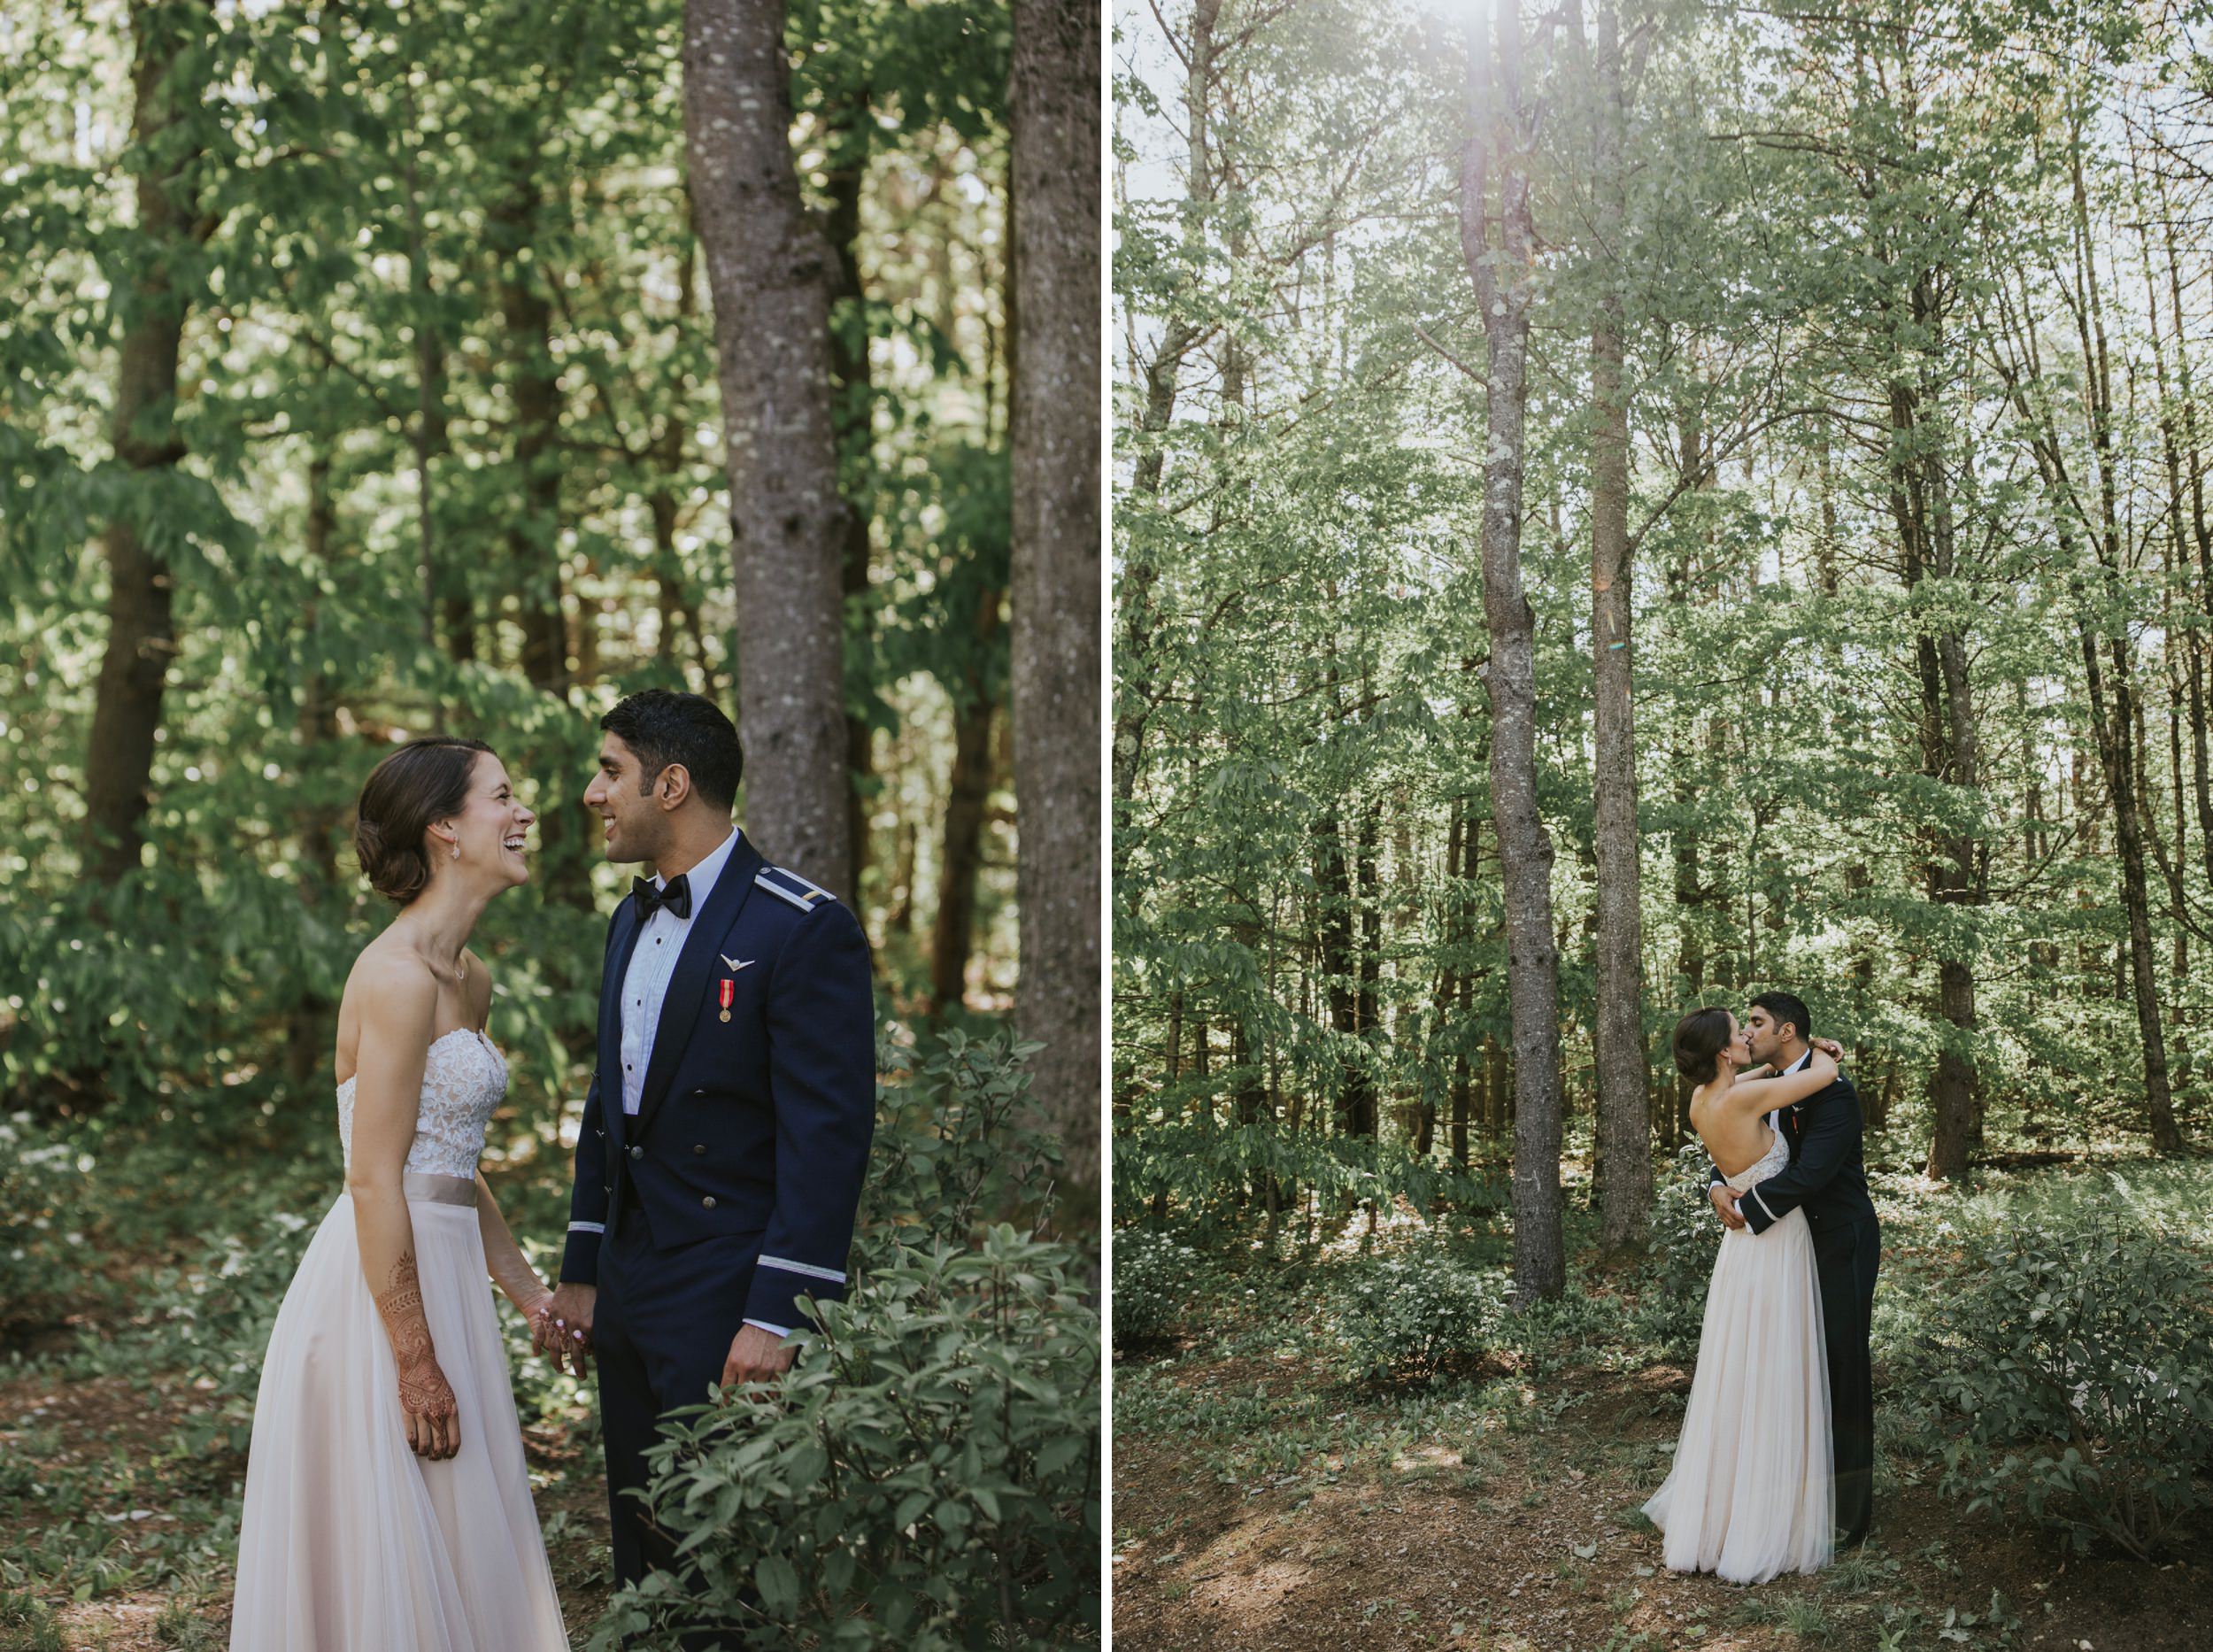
[1642,1118,1833,1584]
[229,1027,569,1650]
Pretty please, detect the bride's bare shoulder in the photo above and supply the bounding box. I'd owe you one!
[341,938,437,1024]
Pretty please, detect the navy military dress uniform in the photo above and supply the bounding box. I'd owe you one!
[559,829,875,1598]
[1708,1054,1882,1548]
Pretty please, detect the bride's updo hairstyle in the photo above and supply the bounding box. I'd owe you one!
[1672,1007,1736,1085]
[353,737,496,904]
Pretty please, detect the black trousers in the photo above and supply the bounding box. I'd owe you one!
[595,1208,760,1649]
[1809,1213,1881,1547]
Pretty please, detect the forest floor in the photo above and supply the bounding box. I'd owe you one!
[0,1359,613,1651]
[1112,1158,2213,1652]
[0,1123,614,1652]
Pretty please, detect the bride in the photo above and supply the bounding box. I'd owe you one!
[229,737,572,1650]
[1641,1007,1840,1586]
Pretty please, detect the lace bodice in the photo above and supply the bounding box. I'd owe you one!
[336,1026,508,1179]
[1722,1117,1792,1192]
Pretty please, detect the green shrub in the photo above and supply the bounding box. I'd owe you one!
[1914,1215,2213,1559]
[593,1027,1099,1649]
[1110,1229,1199,1348]
[593,1229,1099,1652]
[863,1028,1063,1264]
[1332,1253,1500,1385]
[1635,1142,1721,1357]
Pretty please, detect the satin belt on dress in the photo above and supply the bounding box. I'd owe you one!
[401,1171,479,1207]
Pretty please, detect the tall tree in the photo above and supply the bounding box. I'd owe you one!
[683,0,854,899]
[81,0,219,883]
[1459,0,1565,1302]
[1577,0,1652,1248]
[1009,0,1103,1188]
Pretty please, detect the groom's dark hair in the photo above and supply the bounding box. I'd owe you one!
[1749,990,1812,1046]
[601,690,744,814]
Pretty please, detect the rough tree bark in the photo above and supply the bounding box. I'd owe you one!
[683,0,853,899]
[1459,0,1565,1302]
[1008,0,1102,1186]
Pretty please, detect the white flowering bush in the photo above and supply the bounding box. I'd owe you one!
[0,1112,93,1336]
[139,1207,319,1455]
[1111,1229,1201,1349]
[1332,1254,1499,1386]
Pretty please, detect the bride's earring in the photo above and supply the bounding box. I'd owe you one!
[450,841,460,860]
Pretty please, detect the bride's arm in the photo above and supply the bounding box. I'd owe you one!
[473,1171,551,1319]
[456,961,551,1322]
[347,962,460,1461]
[1724,1049,1837,1116]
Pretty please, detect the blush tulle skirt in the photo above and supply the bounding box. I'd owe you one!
[227,1178,570,1650]
[1641,1206,1834,1584]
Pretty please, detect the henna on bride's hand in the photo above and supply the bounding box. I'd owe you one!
[376,1253,460,1457]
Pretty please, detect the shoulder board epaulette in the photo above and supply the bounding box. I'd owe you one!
[754,866,837,912]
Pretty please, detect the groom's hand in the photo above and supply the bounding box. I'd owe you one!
[720,1323,795,1396]
[1709,1185,1747,1231]
[536,1282,597,1377]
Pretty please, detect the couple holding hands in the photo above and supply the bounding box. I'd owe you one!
[227,690,875,1651]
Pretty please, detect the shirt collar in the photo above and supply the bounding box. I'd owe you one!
[1782,1046,1812,1077]
[656,826,741,908]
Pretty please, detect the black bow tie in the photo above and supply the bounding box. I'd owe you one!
[631,873,691,921]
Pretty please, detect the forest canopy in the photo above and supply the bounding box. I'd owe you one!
[1113,0,2213,1254]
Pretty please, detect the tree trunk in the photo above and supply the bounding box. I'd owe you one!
[683,0,854,898]
[1585,0,1648,1251]
[83,0,207,884]
[1355,796,1382,1137]
[928,591,1002,1015]
[1007,0,1103,1189]
[1317,807,1365,1137]
[824,108,879,902]
[2064,150,2179,1151]
[1112,0,1219,868]
[1460,0,1564,1301]
[286,447,343,1089]
[1885,359,1983,1181]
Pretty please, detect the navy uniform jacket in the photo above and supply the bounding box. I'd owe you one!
[1708,1069,1879,1242]
[558,833,875,1333]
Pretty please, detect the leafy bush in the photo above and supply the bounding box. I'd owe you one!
[1635,1141,1722,1357]
[1331,1253,1499,1386]
[1913,1215,2213,1559]
[863,1027,1065,1267]
[594,1229,1099,1652]
[593,1027,1099,1649]
[1110,1229,1199,1349]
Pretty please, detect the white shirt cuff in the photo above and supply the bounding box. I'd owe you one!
[743,1317,794,1339]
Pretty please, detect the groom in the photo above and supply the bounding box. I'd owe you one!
[1707,991,1882,1549]
[536,689,876,1608]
